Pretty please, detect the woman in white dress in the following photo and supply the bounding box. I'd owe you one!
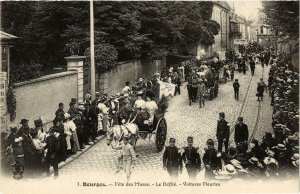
[134,91,146,110]
[145,91,158,125]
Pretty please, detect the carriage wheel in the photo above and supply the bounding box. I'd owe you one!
[155,118,167,152]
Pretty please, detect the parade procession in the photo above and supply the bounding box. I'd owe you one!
[0,1,299,194]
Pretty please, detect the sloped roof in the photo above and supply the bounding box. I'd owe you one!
[0,31,18,40]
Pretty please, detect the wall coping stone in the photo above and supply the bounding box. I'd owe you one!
[65,55,86,61]
[14,71,78,87]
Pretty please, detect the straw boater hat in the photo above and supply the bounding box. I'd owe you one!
[225,164,237,175]
[137,91,144,96]
[230,159,243,170]
[248,157,258,164]
[292,160,299,168]
[291,153,299,161]
[276,144,287,151]
[263,157,278,166]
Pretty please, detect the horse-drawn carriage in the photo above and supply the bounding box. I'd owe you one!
[106,82,168,153]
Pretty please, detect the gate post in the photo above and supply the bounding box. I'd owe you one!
[65,55,86,101]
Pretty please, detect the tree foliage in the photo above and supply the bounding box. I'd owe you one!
[262,1,299,38]
[1,1,220,82]
[84,44,118,74]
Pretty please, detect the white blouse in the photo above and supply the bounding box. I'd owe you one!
[134,99,146,109]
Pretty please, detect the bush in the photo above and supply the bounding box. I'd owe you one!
[84,44,118,74]
[10,61,42,83]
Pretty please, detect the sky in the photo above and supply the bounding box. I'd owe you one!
[230,0,262,22]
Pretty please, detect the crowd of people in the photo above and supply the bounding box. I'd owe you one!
[1,47,298,182]
[162,51,299,181]
[1,70,173,179]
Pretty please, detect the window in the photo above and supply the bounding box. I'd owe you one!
[260,26,264,34]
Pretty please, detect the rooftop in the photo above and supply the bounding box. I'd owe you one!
[0,31,18,40]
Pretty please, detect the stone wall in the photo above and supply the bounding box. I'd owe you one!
[10,71,78,130]
[83,58,166,95]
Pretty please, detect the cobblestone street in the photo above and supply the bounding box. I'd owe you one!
[40,63,275,182]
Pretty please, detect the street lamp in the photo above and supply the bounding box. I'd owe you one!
[90,0,96,100]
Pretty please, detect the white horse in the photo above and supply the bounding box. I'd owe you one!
[106,122,139,149]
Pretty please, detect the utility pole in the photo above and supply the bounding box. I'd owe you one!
[90,0,96,100]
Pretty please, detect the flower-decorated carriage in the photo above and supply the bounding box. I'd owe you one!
[106,78,168,152]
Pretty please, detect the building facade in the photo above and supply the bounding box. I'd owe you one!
[210,1,231,53]
[256,12,275,49]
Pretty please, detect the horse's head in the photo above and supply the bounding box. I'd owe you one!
[106,125,123,146]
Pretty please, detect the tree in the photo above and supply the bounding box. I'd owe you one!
[262,1,299,39]
[84,43,118,74]
[1,1,220,82]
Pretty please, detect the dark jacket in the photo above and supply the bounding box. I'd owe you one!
[55,108,65,119]
[45,135,60,161]
[234,123,249,143]
[163,146,182,170]
[216,120,230,140]
[250,61,255,69]
[203,148,220,170]
[182,147,201,170]
[233,82,240,91]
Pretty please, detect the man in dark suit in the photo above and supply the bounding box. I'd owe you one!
[45,126,60,178]
[234,117,249,146]
[163,138,182,179]
[233,79,240,100]
[17,119,30,137]
[216,112,230,153]
[249,58,255,76]
[182,137,201,180]
[203,139,221,179]
[55,103,65,120]
[21,126,36,177]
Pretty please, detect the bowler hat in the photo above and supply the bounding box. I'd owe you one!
[169,138,176,143]
[71,98,77,102]
[219,112,225,118]
[187,136,193,142]
[34,119,43,126]
[125,81,130,85]
[238,117,243,121]
[206,139,214,146]
[20,119,29,125]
